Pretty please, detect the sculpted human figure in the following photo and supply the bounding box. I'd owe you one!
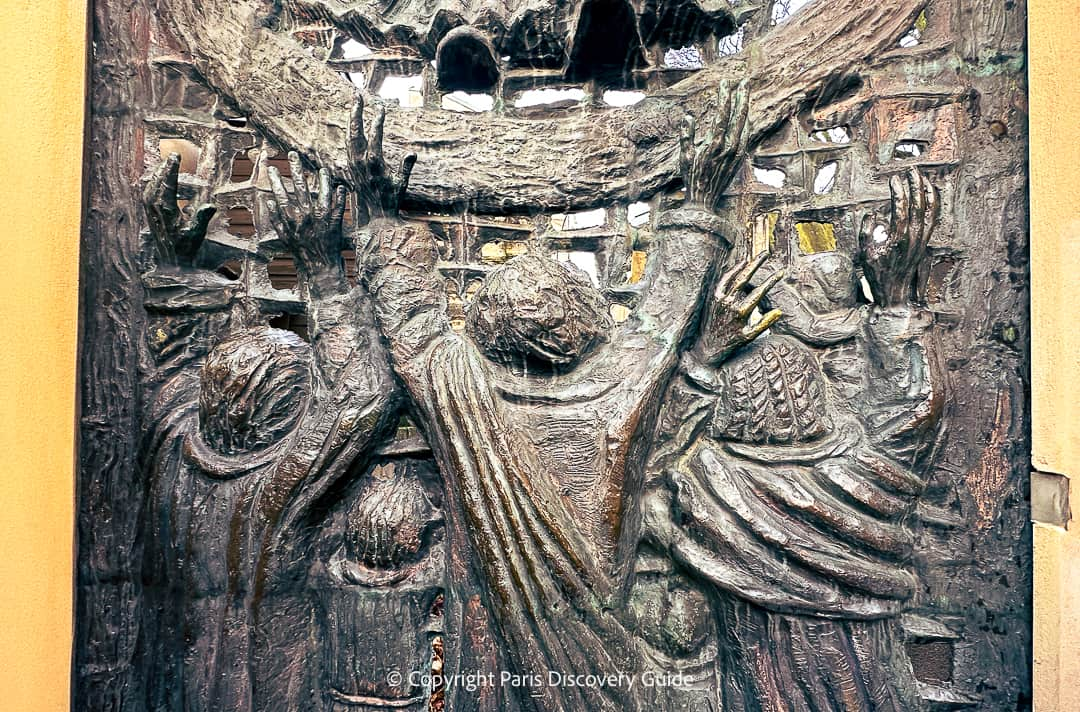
[139,110,431,711]
[68,0,1033,704]
[357,87,784,711]
[644,169,944,711]
[309,458,445,712]
[138,61,949,711]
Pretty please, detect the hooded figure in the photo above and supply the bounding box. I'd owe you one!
[358,202,779,711]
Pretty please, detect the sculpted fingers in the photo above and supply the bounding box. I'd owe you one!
[146,154,214,264]
[349,96,367,164]
[906,169,925,248]
[160,153,181,209]
[738,269,784,318]
[679,116,696,194]
[288,151,311,211]
[173,204,215,263]
[368,105,386,175]
[330,185,348,228]
[889,173,910,242]
[317,168,332,217]
[147,155,181,230]
[265,197,288,241]
[908,169,924,225]
[920,172,940,253]
[729,252,769,295]
[348,98,414,222]
[859,212,877,256]
[743,308,782,342]
[267,164,292,217]
[145,153,179,211]
[396,154,417,208]
[183,204,216,240]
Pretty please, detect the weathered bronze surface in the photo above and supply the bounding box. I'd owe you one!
[76,0,1031,709]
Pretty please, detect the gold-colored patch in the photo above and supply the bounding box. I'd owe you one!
[628,250,648,284]
[610,304,631,323]
[480,240,528,264]
[750,212,780,256]
[796,221,837,254]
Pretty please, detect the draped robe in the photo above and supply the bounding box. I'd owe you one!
[644,306,945,712]
[364,209,726,711]
[141,290,398,712]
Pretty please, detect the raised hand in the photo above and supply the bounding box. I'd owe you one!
[692,253,783,366]
[348,95,418,225]
[265,151,349,297]
[679,79,750,211]
[143,153,216,268]
[859,169,939,307]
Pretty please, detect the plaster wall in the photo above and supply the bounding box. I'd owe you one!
[1030,2,1080,709]
[0,2,86,710]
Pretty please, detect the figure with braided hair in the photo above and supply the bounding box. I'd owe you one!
[642,169,945,712]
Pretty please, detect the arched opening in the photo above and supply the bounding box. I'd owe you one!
[436,27,500,92]
[565,0,646,82]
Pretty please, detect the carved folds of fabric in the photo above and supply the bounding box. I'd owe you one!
[654,336,927,620]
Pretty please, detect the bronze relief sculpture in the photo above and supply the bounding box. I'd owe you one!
[76,0,1031,710]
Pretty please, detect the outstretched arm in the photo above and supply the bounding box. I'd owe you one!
[141,154,237,381]
[858,170,945,465]
[361,223,453,396]
[264,151,374,385]
[343,96,453,397]
[606,82,779,381]
[262,89,420,388]
[250,141,418,595]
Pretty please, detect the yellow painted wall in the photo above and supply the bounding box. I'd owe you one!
[1030,1,1080,710]
[0,2,86,711]
[0,0,1075,709]
[1030,0,1080,479]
